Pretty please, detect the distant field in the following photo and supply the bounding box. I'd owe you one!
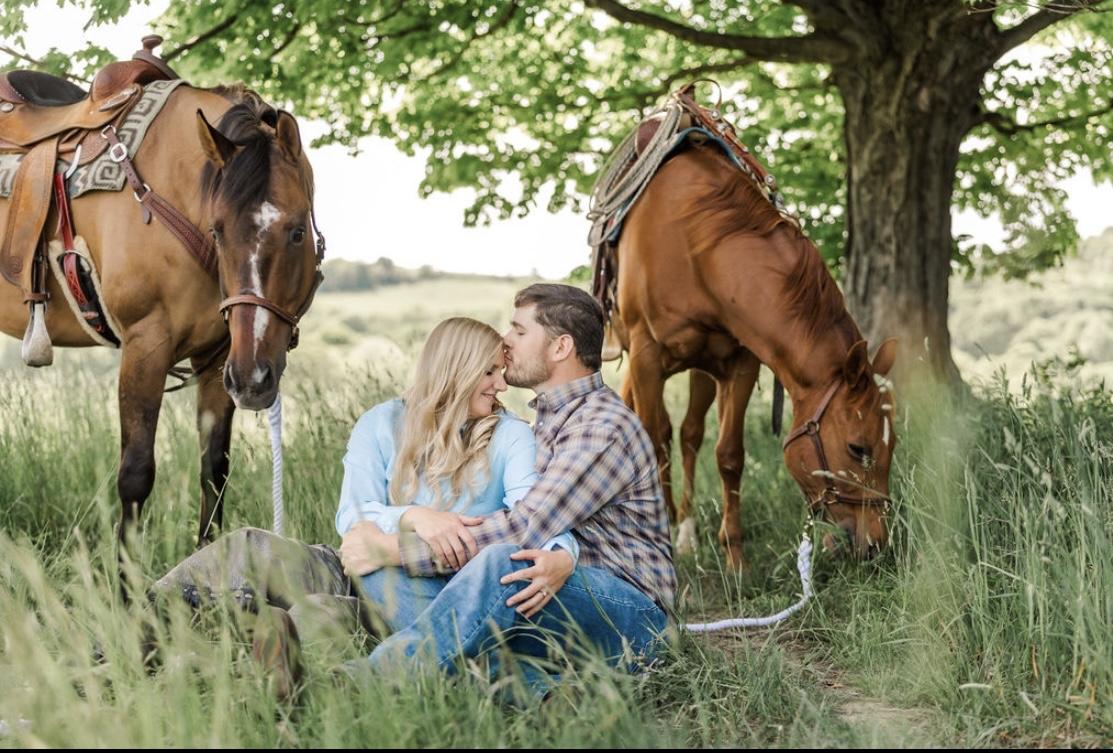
[952,228,1113,390]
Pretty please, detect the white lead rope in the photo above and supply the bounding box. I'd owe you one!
[683,532,814,632]
[268,391,285,537]
[265,386,810,628]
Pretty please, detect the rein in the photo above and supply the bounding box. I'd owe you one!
[782,381,892,513]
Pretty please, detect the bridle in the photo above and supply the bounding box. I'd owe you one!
[217,207,326,351]
[782,380,892,515]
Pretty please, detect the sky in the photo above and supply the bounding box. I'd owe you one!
[9,1,1112,279]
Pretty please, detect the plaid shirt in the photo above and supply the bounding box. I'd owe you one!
[399,372,676,611]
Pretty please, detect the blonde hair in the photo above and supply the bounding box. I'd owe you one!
[390,317,504,509]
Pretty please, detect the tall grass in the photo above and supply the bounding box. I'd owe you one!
[0,350,1109,746]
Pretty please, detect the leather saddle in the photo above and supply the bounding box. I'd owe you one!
[0,36,178,298]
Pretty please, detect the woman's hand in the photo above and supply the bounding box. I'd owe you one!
[339,521,399,576]
[499,548,575,618]
[400,508,484,571]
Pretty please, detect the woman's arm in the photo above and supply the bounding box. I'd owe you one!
[335,404,419,536]
[339,521,402,575]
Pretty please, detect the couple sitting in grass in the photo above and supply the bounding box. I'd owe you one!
[151,283,676,700]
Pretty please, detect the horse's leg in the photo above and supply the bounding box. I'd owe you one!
[116,323,175,589]
[627,334,674,519]
[715,353,761,572]
[620,371,635,411]
[676,369,716,555]
[195,356,235,546]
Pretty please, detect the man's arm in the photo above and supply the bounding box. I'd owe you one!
[399,422,633,576]
[500,418,580,564]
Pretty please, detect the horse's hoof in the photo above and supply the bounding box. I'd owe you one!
[723,546,750,573]
[675,518,698,555]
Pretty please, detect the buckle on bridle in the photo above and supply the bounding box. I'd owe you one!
[804,420,820,435]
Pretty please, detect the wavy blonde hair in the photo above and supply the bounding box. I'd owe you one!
[390,317,505,509]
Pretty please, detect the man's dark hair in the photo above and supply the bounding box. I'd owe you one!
[514,284,604,371]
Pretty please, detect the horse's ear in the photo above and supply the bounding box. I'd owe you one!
[843,339,871,393]
[275,110,302,160]
[871,338,899,377]
[196,109,236,169]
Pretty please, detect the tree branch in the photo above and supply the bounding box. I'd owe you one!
[164,13,240,61]
[585,0,851,64]
[978,100,1113,134]
[994,0,1110,56]
[0,44,91,84]
[427,1,520,80]
[272,22,303,56]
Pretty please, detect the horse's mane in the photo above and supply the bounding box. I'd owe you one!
[200,85,278,208]
[679,145,858,344]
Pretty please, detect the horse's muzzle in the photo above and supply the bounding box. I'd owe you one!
[224,360,279,411]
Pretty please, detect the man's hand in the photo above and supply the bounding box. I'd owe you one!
[339,521,398,576]
[400,508,484,571]
[499,548,575,618]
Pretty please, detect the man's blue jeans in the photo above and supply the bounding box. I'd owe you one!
[359,544,668,695]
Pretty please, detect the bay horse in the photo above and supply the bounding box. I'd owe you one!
[0,82,322,552]
[614,143,897,570]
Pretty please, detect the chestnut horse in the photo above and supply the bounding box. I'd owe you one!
[0,84,322,550]
[614,143,897,570]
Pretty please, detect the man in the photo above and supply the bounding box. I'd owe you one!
[346,283,676,696]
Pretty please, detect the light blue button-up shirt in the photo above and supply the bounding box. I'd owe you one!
[335,399,579,562]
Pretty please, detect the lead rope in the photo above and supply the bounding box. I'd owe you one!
[683,527,814,632]
[268,392,285,537]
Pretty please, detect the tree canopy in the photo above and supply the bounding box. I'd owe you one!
[3,1,1111,384]
[2,1,1108,276]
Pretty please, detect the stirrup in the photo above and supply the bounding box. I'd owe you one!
[20,300,53,367]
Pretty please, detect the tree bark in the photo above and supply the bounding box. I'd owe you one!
[829,3,998,386]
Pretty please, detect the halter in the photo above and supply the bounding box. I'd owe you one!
[99,123,326,352]
[782,380,892,514]
[217,207,326,351]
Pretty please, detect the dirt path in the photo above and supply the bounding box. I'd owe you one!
[694,629,944,747]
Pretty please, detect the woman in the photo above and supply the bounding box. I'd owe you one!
[149,317,575,697]
[333,316,578,633]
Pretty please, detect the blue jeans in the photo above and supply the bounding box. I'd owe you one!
[359,567,450,634]
[364,543,668,696]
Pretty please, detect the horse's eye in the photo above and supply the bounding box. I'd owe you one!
[209,225,222,244]
[848,443,870,463]
[290,227,306,245]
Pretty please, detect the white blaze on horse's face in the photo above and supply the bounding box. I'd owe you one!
[249,201,282,370]
[200,105,317,413]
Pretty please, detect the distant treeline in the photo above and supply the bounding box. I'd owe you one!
[320,257,531,292]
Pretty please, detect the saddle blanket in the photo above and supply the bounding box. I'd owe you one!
[0,78,186,198]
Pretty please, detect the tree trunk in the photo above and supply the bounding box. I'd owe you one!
[832,4,997,386]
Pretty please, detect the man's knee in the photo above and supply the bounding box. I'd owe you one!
[227,526,272,549]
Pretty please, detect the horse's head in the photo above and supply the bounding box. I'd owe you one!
[197,99,322,410]
[783,338,898,559]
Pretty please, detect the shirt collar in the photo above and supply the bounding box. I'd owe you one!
[529,372,604,413]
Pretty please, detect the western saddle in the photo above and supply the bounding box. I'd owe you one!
[0,35,179,307]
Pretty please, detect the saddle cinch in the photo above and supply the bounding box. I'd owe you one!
[0,35,178,365]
